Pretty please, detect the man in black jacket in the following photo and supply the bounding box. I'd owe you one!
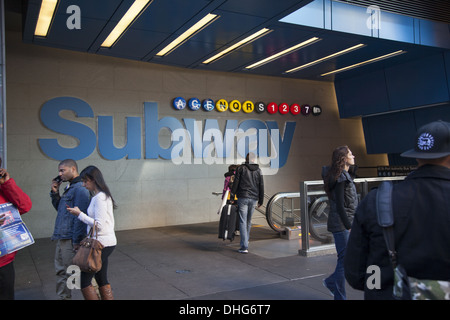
[344,120,450,299]
[230,153,264,254]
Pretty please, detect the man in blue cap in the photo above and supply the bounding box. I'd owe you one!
[344,120,450,299]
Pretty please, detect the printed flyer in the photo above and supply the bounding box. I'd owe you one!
[0,202,34,257]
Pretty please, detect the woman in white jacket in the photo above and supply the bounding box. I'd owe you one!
[68,165,117,300]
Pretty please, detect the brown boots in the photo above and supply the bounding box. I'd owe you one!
[99,284,114,300]
[81,285,98,300]
[81,284,114,300]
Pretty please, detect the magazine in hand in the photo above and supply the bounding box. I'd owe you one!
[0,202,34,257]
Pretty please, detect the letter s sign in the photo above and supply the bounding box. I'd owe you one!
[38,97,96,160]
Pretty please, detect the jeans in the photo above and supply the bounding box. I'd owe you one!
[237,198,257,250]
[324,230,349,300]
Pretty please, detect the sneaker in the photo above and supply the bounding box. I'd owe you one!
[238,248,248,254]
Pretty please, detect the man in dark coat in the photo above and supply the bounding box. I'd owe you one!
[344,120,450,299]
[230,152,264,254]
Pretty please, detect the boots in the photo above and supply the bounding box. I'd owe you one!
[81,285,99,300]
[99,284,114,300]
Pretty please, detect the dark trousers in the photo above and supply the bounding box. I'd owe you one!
[0,262,15,300]
[80,246,115,289]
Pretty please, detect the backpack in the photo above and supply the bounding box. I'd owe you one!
[376,181,450,300]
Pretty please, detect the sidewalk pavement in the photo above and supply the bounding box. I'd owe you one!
[13,216,363,301]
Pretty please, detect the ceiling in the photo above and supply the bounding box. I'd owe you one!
[338,0,450,24]
[11,0,450,82]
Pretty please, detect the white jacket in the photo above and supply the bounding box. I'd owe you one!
[78,192,117,247]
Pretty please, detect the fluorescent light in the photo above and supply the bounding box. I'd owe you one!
[202,28,272,64]
[320,50,406,76]
[34,0,58,37]
[285,43,365,74]
[101,0,152,48]
[245,37,321,70]
[156,13,219,57]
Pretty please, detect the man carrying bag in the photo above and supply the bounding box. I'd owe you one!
[345,120,450,300]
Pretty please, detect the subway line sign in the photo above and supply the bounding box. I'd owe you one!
[38,97,298,171]
[173,97,322,116]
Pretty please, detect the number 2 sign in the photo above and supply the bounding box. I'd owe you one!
[279,103,289,115]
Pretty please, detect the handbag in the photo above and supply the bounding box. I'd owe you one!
[72,222,104,273]
[376,181,450,300]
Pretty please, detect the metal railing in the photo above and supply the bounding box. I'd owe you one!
[299,176,406,256]
[214,176,406,256]
[265,192,300,232]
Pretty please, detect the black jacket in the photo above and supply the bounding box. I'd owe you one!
[322,167,358,232]
[344,164,450,299]
[230,163,264,206]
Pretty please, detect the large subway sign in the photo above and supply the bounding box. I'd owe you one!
[38,97,296,169]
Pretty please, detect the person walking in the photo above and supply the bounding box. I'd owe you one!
[322,146,358,300]
[50,159,90,300]
[0,160,33,300]
[230,153,264,254]
[345,120,450,299]
[67,165,117,300]
[222,164,238,201]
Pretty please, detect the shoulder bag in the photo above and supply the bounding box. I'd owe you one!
[376,181,450,300]
[72,222,104,273]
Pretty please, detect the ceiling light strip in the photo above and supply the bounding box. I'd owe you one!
[101,0,152,48]
[156,13,219,57]
[245,37,321,70]
[320,50,406,76]
[203,28,272,65]
[34,0,59,37]
[285,43,365,74]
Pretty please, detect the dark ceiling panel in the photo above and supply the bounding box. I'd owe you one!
[131,0,213,34]
[189,10,267,47]
[98,28,168,61]
[336,0,450,24]
[57,0,123,20]
[35,16,106,51]
[17,0,450,83]
[217,0,312,18]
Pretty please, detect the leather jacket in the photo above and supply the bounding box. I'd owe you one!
[230,163,264,206]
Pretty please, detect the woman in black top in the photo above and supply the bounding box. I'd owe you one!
[322,145,358,300]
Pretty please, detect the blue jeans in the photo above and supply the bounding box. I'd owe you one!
[237,198,257,250]
[324,230,349,300]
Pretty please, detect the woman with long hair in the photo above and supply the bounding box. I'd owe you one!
[322,146,358,300]
[67,165,117,300]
